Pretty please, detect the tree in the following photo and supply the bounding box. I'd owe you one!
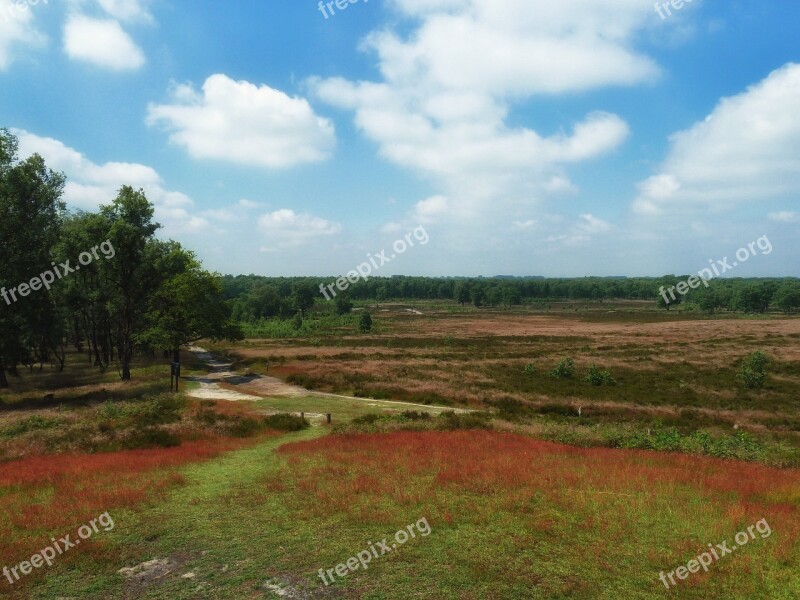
[455,282,470,306]
[138,242,243,366]
[733,285,773,314]
[100,187,160,380]
[775,283,800,314]
[334,294,353,315]
[359,311,373,333]
[292,283,315,317]
[0,129,65,386]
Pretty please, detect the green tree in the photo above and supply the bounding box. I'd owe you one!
[775,283,800,314]
[359,311,373,333]
[334,294,353,315]
[138,241,243,366]
[100,187,160,380]
[292,282,315,317]
[0,129,65,386]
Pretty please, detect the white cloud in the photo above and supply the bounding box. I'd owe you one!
[257,209,342,249]
[769,211,799,223]
[147,74,336,169]
[634,63,800,215]
[310,0,648,226]
[63,14,145,70]
[412,195,450,224]
[12,129,207,234]
[0,0,45,70]
[96,0,153,23]
[546,213,613,246]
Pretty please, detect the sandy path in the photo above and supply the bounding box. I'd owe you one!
[185,346,470,413]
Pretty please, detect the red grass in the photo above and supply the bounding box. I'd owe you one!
[0,435,265,584]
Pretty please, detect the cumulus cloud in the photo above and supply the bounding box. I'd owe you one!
[769,211,799,223]
[0,0,45,70]
[147,74,336,169]
[12,129,207,234]
[258,209,342,250]
[95,0,153,23]
[633,63,800,215]
[309,0,651,225]
[63,14,145,70]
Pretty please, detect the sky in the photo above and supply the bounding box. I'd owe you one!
[1,0,799,278]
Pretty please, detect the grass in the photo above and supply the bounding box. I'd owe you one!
[7,429,799,599]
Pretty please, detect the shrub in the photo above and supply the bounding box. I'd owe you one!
[359,312,373,333]
[739,351,768,389]
[550,358,575,379]
[264,413,310,431]
[352,413,382,425]
[1,415,63,438]
[523,363,536,375]
[436,411,492,431]
[585,364,616,386]
[401,411,431,421]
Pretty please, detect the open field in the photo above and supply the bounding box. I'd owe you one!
[214,302,800,466]
[1,302,799,598]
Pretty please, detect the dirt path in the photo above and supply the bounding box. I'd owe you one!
[185,346,470,414]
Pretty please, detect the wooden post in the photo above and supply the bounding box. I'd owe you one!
[300,412,305,420]
[326,413,332,424]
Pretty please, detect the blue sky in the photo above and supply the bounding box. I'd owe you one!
[1,0,799,277]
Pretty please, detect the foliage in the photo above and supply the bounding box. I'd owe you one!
[739,351,768,389]
[585,364,616,386]
[359,311,373,333]
[550,357,575,379]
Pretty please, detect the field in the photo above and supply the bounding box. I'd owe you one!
[1,302,799,598]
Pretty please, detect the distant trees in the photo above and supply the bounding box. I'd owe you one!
[775,283,800,314]
[0,129,240,387]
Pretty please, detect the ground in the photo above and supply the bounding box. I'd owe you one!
[0,301,798,598]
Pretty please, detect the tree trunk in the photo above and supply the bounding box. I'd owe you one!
[0,359,8,388]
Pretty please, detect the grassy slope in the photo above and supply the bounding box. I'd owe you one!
[18,426,800,600]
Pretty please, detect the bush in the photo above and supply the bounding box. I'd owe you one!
[523,363,536,375]
[263,413,309,431]
[585,364,616,386]
[359,312,373,333]
[493,398,536,421]
[352,413,382,425]
[1,415,63,438]
[739,351,768,389]
[401,411,431,421]
[436,411,492,431]
[550,358,575,379]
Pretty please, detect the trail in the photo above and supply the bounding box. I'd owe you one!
[184,346,470,414]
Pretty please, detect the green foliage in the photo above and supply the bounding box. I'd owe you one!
[334,294,353,315]
[292,312,303,331]
[550,357,575,379]
[1,415,63,438]
[523,363,536,375]
[359,311,373,333]
[739,351,768,389]
[585,364,616,386]
[263,413,310,431]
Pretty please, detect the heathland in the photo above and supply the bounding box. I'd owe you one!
[1,301,799,599]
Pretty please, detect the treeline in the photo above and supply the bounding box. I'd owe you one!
[223,274,800,321]
[0,129,240,388]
